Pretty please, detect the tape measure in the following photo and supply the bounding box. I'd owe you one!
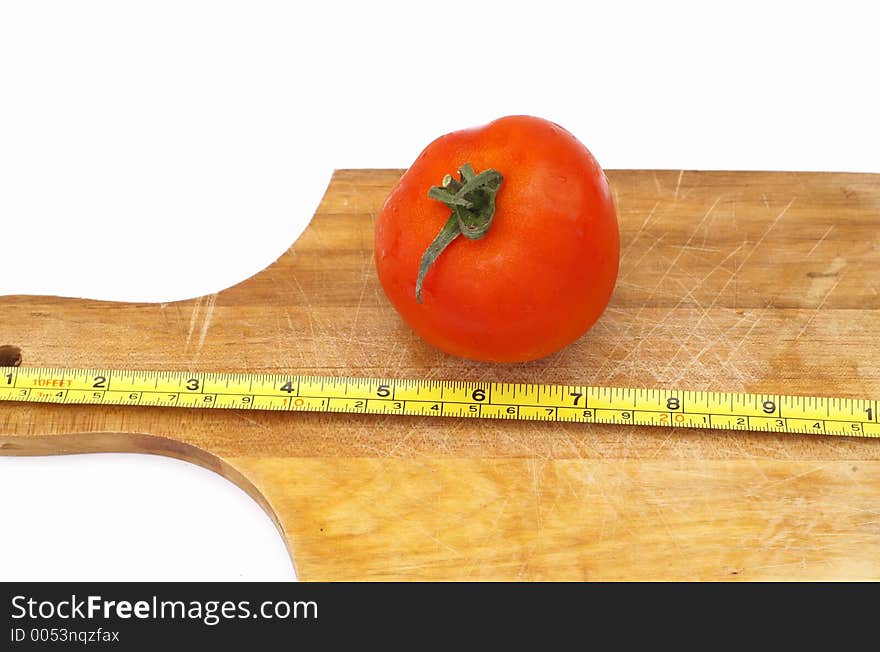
[1,366,878,439]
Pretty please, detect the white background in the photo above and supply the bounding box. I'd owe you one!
[1,1,878,580]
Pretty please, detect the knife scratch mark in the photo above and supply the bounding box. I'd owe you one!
[195,293,218,357]
[806,225,834,258]
[232,412,270,432]
[620,200,661,263]
[793,270,845,343]
[184,296,202,353]
[673,169,684,201]
[347,255,372,350]
[171,302,182,335]
[158,303,170,332]
[748,465,829,495]
[528,459,545,536]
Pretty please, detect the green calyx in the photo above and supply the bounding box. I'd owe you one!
[416,163,503,303]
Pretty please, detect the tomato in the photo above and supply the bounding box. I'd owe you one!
[374,115,619,363]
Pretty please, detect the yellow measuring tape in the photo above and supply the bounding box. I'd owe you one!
[1,366,878,438]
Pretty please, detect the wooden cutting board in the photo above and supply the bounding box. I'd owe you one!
[2,169,879,581]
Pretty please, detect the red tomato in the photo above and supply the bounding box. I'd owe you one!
[374,115,619,362]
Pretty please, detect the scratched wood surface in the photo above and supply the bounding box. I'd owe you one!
[2,169,880,580]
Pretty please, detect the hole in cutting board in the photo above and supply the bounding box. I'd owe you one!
[0,345,22,367]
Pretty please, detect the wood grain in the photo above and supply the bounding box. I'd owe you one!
[2,169,880,580]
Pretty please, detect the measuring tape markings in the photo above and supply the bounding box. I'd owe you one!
[1,366,878,438]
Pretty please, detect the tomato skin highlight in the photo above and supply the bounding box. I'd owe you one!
[374,115,620,363]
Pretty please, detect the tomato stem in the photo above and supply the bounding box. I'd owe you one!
[416,163,503,303]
